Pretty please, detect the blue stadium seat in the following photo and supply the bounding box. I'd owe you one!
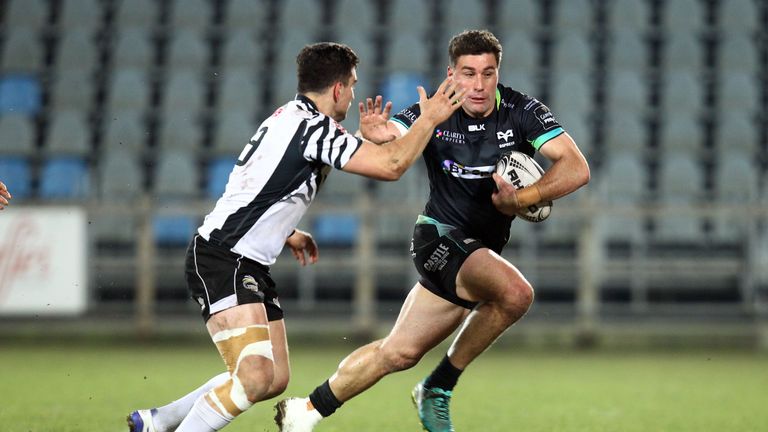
[312,214,359,247]
[0,157,32,199]
[379,72,428,115]
[206,157,236,199]
[0,74,42,115]
[39,157,91,200]
[153,214,197,247]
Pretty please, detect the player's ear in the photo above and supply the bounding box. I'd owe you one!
[332,82,342,102]
[447,66,454,79]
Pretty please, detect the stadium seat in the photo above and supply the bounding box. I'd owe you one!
[596,151,648,242]
[653,152,705,243]
[38,157,91,200]
[334,0,378,34]
[312,213,359,248]
[154,150,198,199]
[385,32,430,76]
[153,214,198,247]
[336,30,377,85]
[211,111,255,157]
[497,30,538,76]
[379,72,428,115]
[93,149,143,246]
[658,112,702,156]
[56,30,97,73]
[322,170,365,204]
[158,114,202,152]
[663,33,701,73]
[4,0,48,31]
[389,0,432,34]
[605,0,648,32]
[278,0,323,32]
[607,30,647,72]
[50,70,92,112]
[661,71,704,116]
[0,157,32,199]
[0,73,42,115]
[444,0,487,35]
[712,111,757,160]
[59,0,102,34]
[1,28,43,71]
[603,112,646,156]
[225,0,270,30]
[167,30,209,72]
[661,0,705,35]
[217,68,259,117]
[169,0,211,31]
[496,0,539,32]
[606,70,647,115]
[711,153,759,243]
[221,30,265,71]
[718,0,759,37]
[718,34,758,75]
[552,0,594,34]
[549,71,592,117]
[0,114,35,156]
[718,72,759,114]
[499,70,537,96]
[106,69,151,112]
[114,0,159,28]
[206,157,236,199]
[112,28,154,70]
[551,33,593,74]
[555,111,591,157]
[102,110,148,155]
[46,111,90,156]
[160,71,205,118]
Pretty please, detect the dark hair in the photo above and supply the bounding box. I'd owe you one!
[448,29,502,67]
[296,42,359,94]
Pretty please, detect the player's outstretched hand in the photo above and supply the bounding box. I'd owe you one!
[417,77,466,125]
[0,181,11,210]
[491,172,521,217]
[285,229,319,266]
[359,95,396,144]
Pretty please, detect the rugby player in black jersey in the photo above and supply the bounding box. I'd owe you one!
[275,30,590,432]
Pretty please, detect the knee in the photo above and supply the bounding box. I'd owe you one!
[263,373,290,400]
[499,280,534,317]
[236,356,275,402]
[379,343,424,372]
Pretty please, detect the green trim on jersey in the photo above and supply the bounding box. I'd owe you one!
[530,127,564,150]
[495,88,501,110]
[391,117,410,130]
[415,215,468,253]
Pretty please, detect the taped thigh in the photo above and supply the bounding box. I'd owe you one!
[204,325,274,419]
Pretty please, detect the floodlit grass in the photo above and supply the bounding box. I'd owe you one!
[1,340,767,431]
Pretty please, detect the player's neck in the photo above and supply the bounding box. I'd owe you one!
[302,91,337,119]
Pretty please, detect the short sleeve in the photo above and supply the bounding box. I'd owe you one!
[302,115,363,169]
[390,103,422,134]
[520,97,565,151]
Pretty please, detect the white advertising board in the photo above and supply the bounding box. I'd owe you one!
[0,207,87,315]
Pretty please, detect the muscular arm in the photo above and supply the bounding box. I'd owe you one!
[493,132,590,215]
[342,79,463,181]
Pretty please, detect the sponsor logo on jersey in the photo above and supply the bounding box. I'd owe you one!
[468,124,486,132]
[534,105,558,130]
[424,243,450,272]
[242,275,260,293]
[498,98,514,109]
[442,160,494,179]
[435,129,465,144]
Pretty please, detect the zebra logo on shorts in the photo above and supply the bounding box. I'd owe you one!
[242,275,260,293]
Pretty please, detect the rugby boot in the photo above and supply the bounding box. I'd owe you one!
[126,409,157,432]
[412,381,455,432]
[274,397,322,432]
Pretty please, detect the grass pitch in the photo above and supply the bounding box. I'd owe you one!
[1,340,767,431]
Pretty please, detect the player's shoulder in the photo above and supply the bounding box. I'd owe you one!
[496,83,550,113]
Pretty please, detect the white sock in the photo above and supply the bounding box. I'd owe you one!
[153,372,230,431]
[175,394,231,432]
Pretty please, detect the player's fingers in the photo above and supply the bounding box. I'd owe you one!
[373,95,383,114]
[491,172,507,189]
[309,243,319,264]
[358,101,365,115]
[382,101,393,118]
[366,97,374,113]
[417,86,427,102]
[435,76,451,95]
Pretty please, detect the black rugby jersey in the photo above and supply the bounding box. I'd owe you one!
[391,84,564,252]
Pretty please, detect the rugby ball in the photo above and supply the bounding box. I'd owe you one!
[495,151,553,223]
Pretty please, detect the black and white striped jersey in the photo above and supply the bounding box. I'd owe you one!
[198,95,363,265]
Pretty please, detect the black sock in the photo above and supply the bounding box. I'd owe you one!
[308,380,343,418]
[423,355,463,392]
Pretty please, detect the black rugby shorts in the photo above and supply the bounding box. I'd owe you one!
[185,235,284,322]
[410,215,484,309]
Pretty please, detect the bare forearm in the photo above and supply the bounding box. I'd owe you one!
[518,152,590,207]
[379,117,435,177]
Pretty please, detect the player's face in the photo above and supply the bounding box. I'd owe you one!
[333,68,357,122]
[448,53,499,118]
